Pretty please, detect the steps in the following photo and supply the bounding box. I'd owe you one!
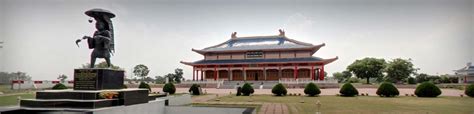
[219,81,279,89]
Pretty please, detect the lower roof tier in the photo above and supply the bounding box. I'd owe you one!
[181,56,338,66]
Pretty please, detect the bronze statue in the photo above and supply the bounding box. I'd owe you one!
[76,9,115,68]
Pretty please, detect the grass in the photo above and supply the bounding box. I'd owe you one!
[0,93,35,106]
[0,84,37,94]
[216,95,474,114]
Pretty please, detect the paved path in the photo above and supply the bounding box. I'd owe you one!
[191,94,290,114]
[153,88,464,96]
[259,103,290,114]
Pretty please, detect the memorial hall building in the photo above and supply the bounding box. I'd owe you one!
[181,30,338,81]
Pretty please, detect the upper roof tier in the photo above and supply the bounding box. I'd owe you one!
[455,62,474,75]
[192,30,325,54]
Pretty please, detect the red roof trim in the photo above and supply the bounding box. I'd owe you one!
[193,43,325,55]
[181,56,338,66]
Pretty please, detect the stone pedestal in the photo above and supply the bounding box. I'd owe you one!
[74,68,124,90]
[21,89,150,109]
[20,68,154,109]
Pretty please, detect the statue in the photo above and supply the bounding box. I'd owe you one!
[76,9,116,68]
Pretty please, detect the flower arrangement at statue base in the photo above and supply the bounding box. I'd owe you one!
[99,91,119,99]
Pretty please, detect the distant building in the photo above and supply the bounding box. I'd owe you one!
[454,62,474,83]
[181,30,338,81]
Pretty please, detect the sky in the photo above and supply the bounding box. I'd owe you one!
[0,0,473,80]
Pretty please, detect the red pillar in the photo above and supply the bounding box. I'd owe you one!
[319,65,325,80]
[243,66,246,81]
[200,68,203,81]
[192,67,195,81]
[465,76,467,83]
[294,64,298,80]
[214,66,217,81]
[311,65,314,80]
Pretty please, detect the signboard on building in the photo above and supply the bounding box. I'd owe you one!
[246,51,263,58]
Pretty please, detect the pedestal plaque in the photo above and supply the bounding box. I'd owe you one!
[74,68,124,90]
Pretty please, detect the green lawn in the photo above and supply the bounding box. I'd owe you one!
[0,84,34,94]
[217,95,474,114]
[0,93,35,106]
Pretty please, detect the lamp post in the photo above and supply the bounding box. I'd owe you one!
[17,72,21,90]
[300,95,305,103]
[17,96,21,106]
[215,94,220,101]
[316,100,321,114]
[248,94,253,102]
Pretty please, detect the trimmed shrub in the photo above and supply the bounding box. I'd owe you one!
[163,83,176,94]
[272,83,287,96]
[376,82,399,97]
[189,84,201,95]
[138,82,151,92]
[52,83,67,90]
[465,84,474,97]
[236,87,242,96]
[415,82,441,97]
[339,83,359,97]
[304,82,321,96]
[241,83,254,96]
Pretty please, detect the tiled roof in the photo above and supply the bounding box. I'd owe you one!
[457,66,474,72]
[188,57,325,65]
[196,35,320,52]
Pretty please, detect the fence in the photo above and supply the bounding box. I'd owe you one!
[10,80,73,90]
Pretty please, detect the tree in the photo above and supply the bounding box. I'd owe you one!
[164,73,174,83]
[143,77,154,82]
[333,71,352,83]
[341,71,352,82]
[158,68,185,83]
[426,75,441,84]
[155,76,166,84]
[13,72,31,81]
[347,57,386,84]
[57,74,68,83]
[415,73,429,83]
[407,76,416,84]
[173,68,184,83]
[439,74,457,83]
[133,64,150,81]
[385,58,417,83]
[332,72,344,83]
[81,61,122,70]
[0,72,32,84]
